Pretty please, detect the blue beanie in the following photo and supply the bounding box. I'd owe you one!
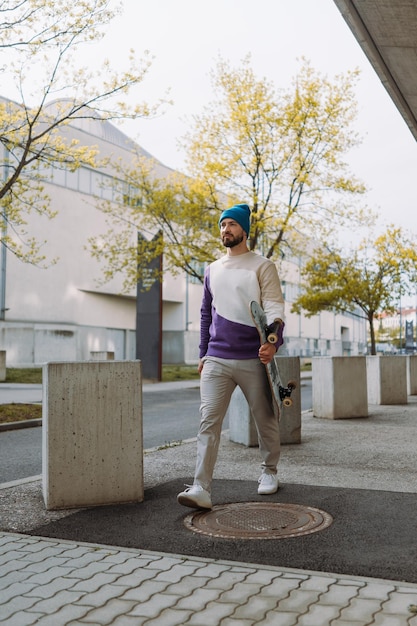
[219,203,251,236]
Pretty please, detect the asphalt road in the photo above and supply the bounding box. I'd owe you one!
[0,381,312,484]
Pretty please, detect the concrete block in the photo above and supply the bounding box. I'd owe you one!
[0,350,5,382]
[312,357,368,419]
[407,355,417,395]
[366,355,408,405]
[42,360,143,510]
[228,386,258,446]
[228,356,301,445]
[90,351,115,360]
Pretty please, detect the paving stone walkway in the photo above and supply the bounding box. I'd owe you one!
[1,532,417,625]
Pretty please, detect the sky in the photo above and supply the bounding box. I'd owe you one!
[5,0,415,238]
[90,0,417,239]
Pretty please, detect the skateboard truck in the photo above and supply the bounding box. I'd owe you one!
[266,319,283,344]
[279,381,296,407]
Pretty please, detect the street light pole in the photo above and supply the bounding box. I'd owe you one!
[0,147,8,321]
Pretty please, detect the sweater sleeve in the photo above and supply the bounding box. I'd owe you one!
[259,261,285,324]
[199,267,212,358]
[259,261,286,350]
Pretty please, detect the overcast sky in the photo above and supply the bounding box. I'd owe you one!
[96,0,416,237]
[67,0,417,239]
[5,1,416,236]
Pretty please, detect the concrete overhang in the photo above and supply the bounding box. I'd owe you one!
[333,0,417,141]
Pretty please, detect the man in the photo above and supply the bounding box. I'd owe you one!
[177,203,285,510]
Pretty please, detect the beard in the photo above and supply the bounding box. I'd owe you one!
[222,233,244,248]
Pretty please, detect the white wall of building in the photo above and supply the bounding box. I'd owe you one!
[0,110,368,367]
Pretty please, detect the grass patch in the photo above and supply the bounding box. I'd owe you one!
[5,364,199,384]
[6,368,43,384]
[0,403,42,423]
[162,364,199,382]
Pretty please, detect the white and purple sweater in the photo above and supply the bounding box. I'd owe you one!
[199,251,285,360]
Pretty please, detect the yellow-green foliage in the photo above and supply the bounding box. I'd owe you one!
[292,226,417,354]
[88,154,224,292]
[182,56,368,259]
[0,0,158,265]
[90,56,371,293]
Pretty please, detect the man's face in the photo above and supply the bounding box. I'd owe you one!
[220,218,245,248]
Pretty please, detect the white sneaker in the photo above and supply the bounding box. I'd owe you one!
[258,473,279,495]
[177,484,212,509]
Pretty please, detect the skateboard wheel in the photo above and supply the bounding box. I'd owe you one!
[287,380,297,389]
[283,398,292,407]
[267,333,278,344]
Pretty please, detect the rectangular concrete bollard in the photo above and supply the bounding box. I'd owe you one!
[407,355,417,396]
[228,356,301,445]
[312,356,368,419]
[42,360,143,510]
[90,351,115,360]
[366,355,408,405]
[228,386,258,446]
[0,350,5,382]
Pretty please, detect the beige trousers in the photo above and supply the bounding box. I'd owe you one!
[194,356,280,492]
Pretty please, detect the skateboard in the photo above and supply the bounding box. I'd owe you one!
[250,300,296,416]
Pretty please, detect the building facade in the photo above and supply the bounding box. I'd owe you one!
[0,111,367,369]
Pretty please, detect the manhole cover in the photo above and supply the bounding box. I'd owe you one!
[184,502,333,540]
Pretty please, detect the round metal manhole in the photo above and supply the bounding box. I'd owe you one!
[184,502,333,540]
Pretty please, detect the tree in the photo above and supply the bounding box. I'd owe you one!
[0,0,113,49]
[88,154,222,292]
[291,226,417,355]
[182,56,371,258]
[0,0,160,265]
[91,55,372,290]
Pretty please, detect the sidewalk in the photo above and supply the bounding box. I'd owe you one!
[1,532,416,626]
[1,383,417,624]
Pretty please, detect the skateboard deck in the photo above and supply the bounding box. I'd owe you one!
[250,300,296,416]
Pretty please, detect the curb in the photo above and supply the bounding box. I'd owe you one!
[0,474,42,490]
[0,418,42,432]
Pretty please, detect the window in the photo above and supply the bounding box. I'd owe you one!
[79,168,91,194]
[66,169,79,190]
